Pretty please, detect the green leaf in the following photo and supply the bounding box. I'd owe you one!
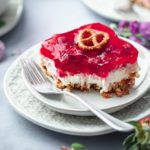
[146,40,150,46]
[123,27,130,33]
[0,19,5,27]
[146,143,150,149]
[135,33,142,38]
[128,144,138,150]
[118,32,132,37]
[148,139,150,144]
[71,143,86,150]
[141,132,149,145]
[128,121,141,127]
[124,143,139,150]
[140,144,147,150]
[123,133,136,146]
[118,27,132,37]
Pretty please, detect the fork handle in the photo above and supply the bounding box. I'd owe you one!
[64,91,134,132]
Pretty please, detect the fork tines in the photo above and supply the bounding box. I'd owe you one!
[20,58,51,85]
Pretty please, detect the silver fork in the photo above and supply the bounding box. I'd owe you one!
[20,58,135,132]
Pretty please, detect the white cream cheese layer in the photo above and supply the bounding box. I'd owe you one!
[41,56,139,92]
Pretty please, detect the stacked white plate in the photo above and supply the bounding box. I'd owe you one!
[82,0,150,21]
[4,39,150,136]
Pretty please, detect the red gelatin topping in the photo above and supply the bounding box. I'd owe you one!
[40,23,138,78]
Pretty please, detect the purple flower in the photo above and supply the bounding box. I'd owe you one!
[129,36,146,46]
[119,21,128,28]
[140,22,150,40]
[118,21,128,32]
[0,40,5,61]
[129,36,150,49]
[129,21,139,34]
[145,45,150,49]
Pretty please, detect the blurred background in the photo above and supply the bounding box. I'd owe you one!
[0,0,150,150]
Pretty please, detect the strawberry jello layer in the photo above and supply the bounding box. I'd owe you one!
[40,23,138,78]
[40,23,139,97]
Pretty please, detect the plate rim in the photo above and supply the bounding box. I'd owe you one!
[82,0,127,22]
[82,0,148,22]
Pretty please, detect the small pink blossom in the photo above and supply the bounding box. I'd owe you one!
[0,40,5,61]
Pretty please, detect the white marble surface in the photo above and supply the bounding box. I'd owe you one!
[0,0,130,149]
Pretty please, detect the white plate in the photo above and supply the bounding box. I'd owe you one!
[82,0,150,22]
[3,50,150,135]
[20,38,150,116]
[0,0,23,36]
[132,5,150,21]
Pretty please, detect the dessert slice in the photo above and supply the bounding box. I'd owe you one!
[40,23,139,98]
